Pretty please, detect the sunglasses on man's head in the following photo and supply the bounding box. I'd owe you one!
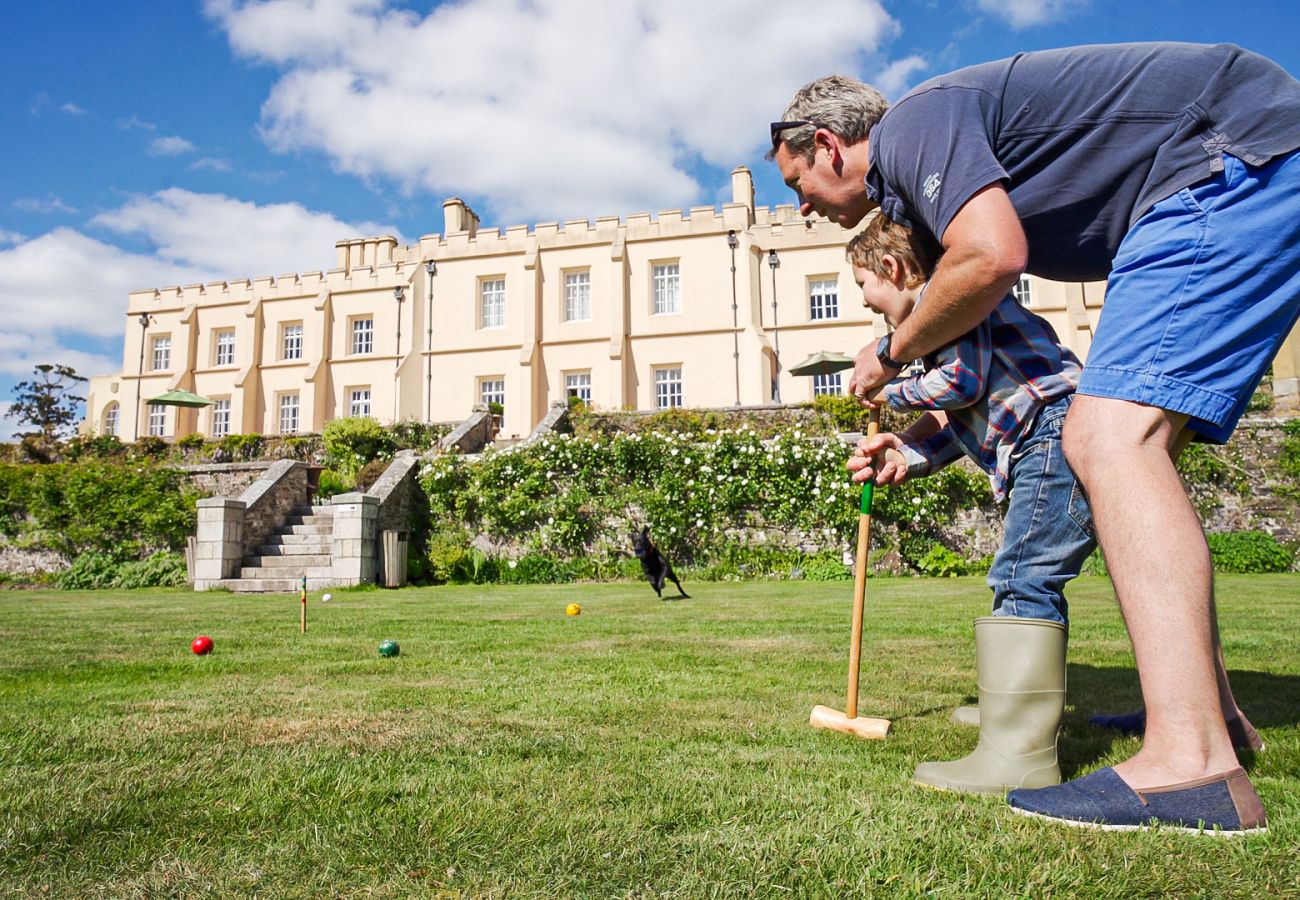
[769,120,820,149]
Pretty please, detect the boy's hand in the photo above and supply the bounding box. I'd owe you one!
[847,432,911,485]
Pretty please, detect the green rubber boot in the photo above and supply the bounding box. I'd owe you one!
[914,616,1066,795]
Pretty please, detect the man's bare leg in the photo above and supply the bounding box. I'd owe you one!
[1062,395,1239,788]
[1090,428,1261,743]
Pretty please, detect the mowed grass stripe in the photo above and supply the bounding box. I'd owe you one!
[0,576,1296,898]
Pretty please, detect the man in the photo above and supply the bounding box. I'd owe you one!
[769,44,1300,833]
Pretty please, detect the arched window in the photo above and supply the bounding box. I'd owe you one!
[102,402,120,437]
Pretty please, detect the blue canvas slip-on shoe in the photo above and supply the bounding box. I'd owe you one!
[1089,708,1264,752]
[1007,766,1267,836]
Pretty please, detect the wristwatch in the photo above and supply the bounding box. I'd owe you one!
[876,334,906,371]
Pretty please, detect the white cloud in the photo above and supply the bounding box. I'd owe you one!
[61,103,88,115]
[150,135,197,156]
[974,0,1086,29]
[0,191,399,381]
[874,55,929,99]
[13,194,77,215]
[91,188,397,277]
[189,157,234,172]
[205,0,900,223]
[0,230,26,245]
[119,114,157,132]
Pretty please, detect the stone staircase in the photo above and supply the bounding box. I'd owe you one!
[218,504,336,592]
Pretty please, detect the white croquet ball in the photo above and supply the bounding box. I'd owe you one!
[321,593,332,602]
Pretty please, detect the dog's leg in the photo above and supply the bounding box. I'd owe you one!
[666,565,689,599]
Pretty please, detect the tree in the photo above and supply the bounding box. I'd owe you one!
[6,364,88,442]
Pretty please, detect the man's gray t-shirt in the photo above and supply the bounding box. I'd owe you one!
[865,42,1300,281]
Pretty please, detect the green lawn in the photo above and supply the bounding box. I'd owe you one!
[1,576,1297,898]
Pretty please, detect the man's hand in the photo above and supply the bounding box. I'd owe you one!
[848,343,895,400]
[846,432,912,485]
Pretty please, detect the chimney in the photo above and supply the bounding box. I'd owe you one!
[443,197,480,238]
[730,166,755,215]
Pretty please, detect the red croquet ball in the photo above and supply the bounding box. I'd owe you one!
[191,635,214,655]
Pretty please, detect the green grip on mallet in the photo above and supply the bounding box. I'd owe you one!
[859,482,874,515]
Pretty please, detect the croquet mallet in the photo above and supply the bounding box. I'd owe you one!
[810,407,891,740]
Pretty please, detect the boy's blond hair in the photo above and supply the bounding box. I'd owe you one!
[846,213,940,288]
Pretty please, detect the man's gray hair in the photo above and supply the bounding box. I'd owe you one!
[766,75,889,161]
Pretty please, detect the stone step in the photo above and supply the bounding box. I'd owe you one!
[214,577,343,593]
[280,523,333,536]
[257,542,331,556]
[283,514,333,527]
[243,554,332,568]
[238,566,335,580]
[263,532,331,546]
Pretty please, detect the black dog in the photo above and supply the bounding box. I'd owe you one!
[632,526,689,600]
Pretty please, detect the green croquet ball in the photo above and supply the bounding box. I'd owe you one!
[378,639,400,658]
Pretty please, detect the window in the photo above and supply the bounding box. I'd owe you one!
[652,263,680,315]
[480,279,506,328]
[102,403,119,437]
[214,329,235,366]
[812,372,843,397]
[349,388,372,418]
[809,278,840,320]
[151,335,171,371]
[479,378,505,411]
[282,323,303,361]
[211,399,231,438]
[148,405,167,437]
[278,393,300,434]
[654,367,683,409]
[565,372,592,403]
[351,317,374,355]
[564,271,591,321]
[1013,276,1033,306]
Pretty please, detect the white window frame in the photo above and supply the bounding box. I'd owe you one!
[349,387,372,419]
[278,393,300,435]
[654,366,683,410]
[350,317,374,355]
[480,278,506,329]
[103,403,119,437]
[147,405,167,437]
[812,372,843,397]
[214,329,236,367]
[564,371,592,403]
[211,398,231,438]
[151,335,171,371]
[479,377,505,411]
[281,322,303,361]
[563,270,591,322]
[652,262,681,315]
[808,278,840,321]
[1013,276,1033,306]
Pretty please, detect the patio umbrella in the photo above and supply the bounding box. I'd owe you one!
[787,350,856,378]
[146,389,213,408]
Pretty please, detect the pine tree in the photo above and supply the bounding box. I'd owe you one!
[6,364,87,442]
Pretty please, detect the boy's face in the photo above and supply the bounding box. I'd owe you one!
[852,263,914,328]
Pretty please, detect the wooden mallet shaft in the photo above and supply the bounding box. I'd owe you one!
[810,408,891,740]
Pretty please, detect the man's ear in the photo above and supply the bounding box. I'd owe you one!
[813,127,842,168]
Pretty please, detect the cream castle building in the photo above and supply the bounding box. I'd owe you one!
[88,166,1144,442]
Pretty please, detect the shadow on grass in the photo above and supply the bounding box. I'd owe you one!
[949,664,1299,778]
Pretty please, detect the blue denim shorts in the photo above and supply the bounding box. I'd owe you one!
[1078,150,1300,443]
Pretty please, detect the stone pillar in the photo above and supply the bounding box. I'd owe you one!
[1274,324,1300,411]
[331,493,379,586]
[193,498,246,589]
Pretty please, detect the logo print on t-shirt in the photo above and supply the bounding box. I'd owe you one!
[923,173,942,203]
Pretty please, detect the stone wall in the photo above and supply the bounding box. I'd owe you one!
[176,461,276,498]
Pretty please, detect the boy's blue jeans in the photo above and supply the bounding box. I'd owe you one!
[989,396,1096,626]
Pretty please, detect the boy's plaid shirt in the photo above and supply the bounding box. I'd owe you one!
[883,292,1081,502]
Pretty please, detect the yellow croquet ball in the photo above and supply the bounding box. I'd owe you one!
[565,603,582,617]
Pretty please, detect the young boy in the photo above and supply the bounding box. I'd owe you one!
[844,213,1095,795]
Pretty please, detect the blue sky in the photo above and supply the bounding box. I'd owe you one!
[2,0,1298,438]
